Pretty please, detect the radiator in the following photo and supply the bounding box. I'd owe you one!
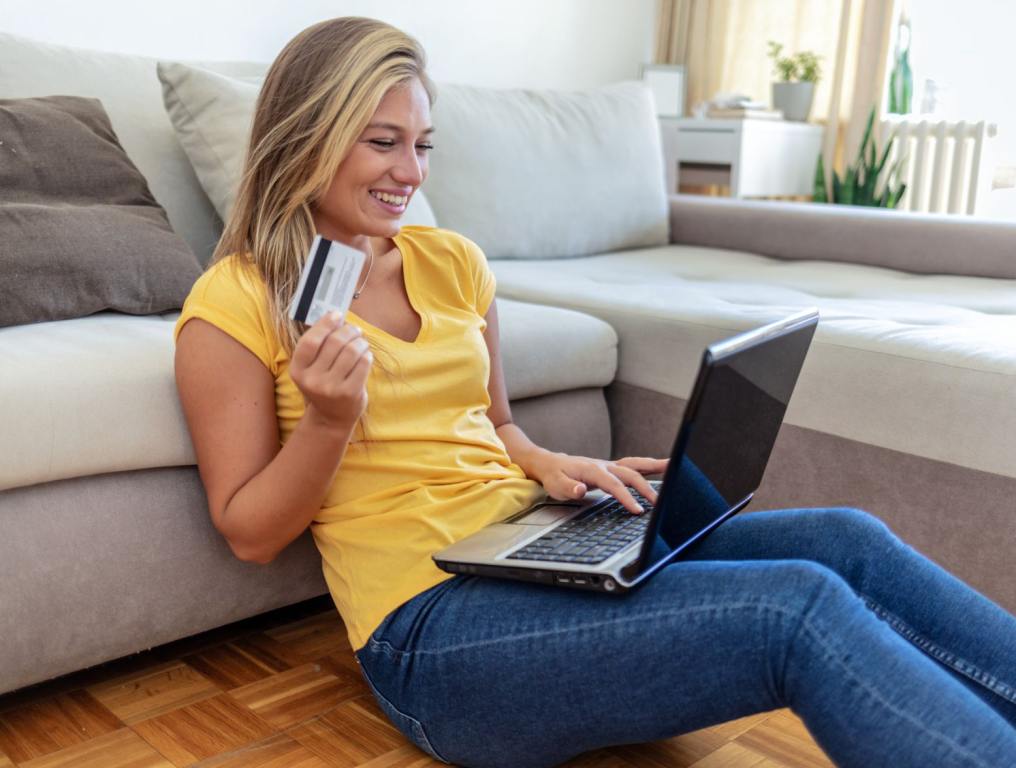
[879,116,998,215]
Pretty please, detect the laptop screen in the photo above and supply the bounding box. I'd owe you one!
[628,314,817,578]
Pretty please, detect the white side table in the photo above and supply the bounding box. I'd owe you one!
[659,117,824,198]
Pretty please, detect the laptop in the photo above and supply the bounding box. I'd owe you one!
[434,308,819,593]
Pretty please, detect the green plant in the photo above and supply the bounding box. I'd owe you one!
[813,153,828,202]
[813,107,907,208]
[796,51,822,83]
[767,41,823,84]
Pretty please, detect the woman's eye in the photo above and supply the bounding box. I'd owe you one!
[368,139,433,152]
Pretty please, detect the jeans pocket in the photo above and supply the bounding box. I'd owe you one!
[359,663,449,764]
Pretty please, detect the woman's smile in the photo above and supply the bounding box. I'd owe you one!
[369,188,410,214]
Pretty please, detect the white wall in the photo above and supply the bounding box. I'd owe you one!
[1,0,656,90]
[907,0,1014,169]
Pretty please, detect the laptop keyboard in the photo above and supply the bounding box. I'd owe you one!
[506,489,654,565]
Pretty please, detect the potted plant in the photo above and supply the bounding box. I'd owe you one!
[813,106,907,208]
[767,41,822,122]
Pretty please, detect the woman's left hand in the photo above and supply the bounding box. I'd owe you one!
[533,453,669,515]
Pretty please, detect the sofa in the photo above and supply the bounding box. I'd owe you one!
[2,30,1015,697]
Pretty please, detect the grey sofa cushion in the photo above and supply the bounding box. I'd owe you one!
[669,194,1016,280]
[496,299,617,399]
[425,82,669,260]
[155,62,261,222]
[0,95,201,327]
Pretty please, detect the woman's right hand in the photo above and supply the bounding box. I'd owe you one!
[290,311,373,434]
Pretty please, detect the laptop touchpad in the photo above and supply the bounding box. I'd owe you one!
[509,502,583,526]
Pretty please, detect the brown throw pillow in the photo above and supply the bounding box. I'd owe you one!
[0,95,201,327]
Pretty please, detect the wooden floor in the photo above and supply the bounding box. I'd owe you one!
[0,597,834,768]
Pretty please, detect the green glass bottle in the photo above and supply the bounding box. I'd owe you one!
[888,12,913,114]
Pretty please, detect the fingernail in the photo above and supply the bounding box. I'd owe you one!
[328,311,341,323]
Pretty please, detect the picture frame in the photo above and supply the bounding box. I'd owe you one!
[640,63,686,117]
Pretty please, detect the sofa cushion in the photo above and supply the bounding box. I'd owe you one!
[0,299,616,492]
[490,246,1016,480]
[426,82,669,260]
[156,62,437,227]
[670,195,1016,281]
[0,95,202,327]
[0,32,266,265]
[496,300,617,400]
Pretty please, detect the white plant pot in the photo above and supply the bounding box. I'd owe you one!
[772,81,815,122]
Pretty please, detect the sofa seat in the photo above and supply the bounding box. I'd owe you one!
[0,298,617,493]
[490,244,1016,482]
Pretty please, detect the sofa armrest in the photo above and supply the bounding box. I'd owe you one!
[668,194,1016,279]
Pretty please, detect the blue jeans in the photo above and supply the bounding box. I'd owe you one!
[356,508,1016,767]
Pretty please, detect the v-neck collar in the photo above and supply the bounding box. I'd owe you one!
[346,229,429,345]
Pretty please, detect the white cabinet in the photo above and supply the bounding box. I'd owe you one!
[659,117,824,199]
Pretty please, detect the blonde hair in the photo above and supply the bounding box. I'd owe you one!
[212,16,435,439]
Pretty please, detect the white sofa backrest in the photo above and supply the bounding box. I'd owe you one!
[0,33,265,265]
[1,33,669,265]
[425,82,670,260]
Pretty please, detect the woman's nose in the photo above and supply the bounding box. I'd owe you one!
[392,145,424,186]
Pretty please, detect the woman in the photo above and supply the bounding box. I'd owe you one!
[174,17,1016,768]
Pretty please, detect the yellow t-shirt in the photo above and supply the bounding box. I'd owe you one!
[173,226,545,649]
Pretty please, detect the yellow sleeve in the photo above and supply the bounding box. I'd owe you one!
[460,235,497,316]
[173,257,278,375]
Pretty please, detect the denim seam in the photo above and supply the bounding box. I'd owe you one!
[358,657,450,764]
[799,608,998,768]
[861,596,1016,706]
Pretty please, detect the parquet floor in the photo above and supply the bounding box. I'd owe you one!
[0,597,834,768]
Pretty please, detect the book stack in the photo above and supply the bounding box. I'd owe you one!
[706,106,784,120]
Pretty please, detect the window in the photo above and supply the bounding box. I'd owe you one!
[905,0,1014,178]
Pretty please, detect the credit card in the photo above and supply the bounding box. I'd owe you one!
[288,235,367,325]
